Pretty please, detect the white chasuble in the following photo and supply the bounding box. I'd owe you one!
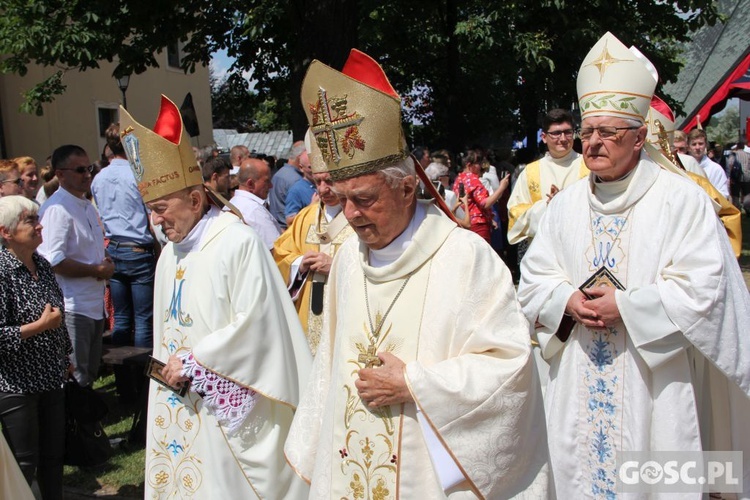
[519,154,750,499]
[147,212,311,499]
[286,202,550,499]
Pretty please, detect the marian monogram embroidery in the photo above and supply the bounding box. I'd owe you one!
[581,211,628,498]
[586,215,628,273]
[166,266,193,327]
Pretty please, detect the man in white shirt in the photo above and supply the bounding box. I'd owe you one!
[38,145,114,387]
[688,128,730,198]
[229,156,281,249]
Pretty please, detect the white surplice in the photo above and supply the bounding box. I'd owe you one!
[518,152,750,499]
[285,201,549,499]
[146,210,311,499]
[507,150,585,245]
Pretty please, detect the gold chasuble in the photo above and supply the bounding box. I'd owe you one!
[274,202,354,354]
[285,202,549,499]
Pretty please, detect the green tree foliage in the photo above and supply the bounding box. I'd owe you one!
[0,0,721,151]
[706,105,740,146]
[209,67,289,132]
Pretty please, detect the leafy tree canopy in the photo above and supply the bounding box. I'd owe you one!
[706,104,740,146]
[0,0,722,152]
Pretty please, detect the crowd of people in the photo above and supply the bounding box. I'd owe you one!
[0,33,748,500]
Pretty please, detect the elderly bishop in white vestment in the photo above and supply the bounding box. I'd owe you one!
[285,49,549,499]
[518,33,750,499]
[120,96,312,499]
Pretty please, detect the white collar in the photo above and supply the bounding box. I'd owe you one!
[57,186,90,207]
[368,202,426,268]
[174,206,221,253]
[546,149,578,166]
[323,203,342,222]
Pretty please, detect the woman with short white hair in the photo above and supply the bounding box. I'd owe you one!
[0,195,71,500]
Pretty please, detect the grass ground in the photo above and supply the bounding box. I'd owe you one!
[62,372,145,498]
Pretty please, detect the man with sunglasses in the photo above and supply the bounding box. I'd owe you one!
[0,160,25,197]
[519,33,750,497]
[38,145,114,388]
[507,109,588,251]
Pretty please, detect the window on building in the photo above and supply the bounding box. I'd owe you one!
[167,41,182,69]
[98,107,118,138]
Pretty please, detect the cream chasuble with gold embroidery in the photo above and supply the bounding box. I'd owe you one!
[286,202,549,499]
[147,211,311,499]
[519,155,750,499]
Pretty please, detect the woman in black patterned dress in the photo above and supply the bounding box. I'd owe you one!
[0,195,72,500]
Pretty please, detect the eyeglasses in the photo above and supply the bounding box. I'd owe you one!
[545,129,574,139]
[578,126,640,141]
[57,164,95,174]
[1,178,24,186]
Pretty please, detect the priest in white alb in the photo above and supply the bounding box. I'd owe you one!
[518,32,750,498]
[120,96,312,499]
[284,49,549,499]
[507,108,588,249]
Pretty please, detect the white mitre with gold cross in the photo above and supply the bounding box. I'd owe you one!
[577,32,657,123]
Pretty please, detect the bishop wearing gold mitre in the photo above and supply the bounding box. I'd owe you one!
[284,49,549,498]
[120,96,311,499]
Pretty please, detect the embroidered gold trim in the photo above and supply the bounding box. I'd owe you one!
[329,152,409,181]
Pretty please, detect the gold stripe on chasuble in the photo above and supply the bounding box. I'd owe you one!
[331,263,430,499]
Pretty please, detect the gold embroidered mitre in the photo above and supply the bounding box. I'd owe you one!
[300,49,408,181]
[304,129,327,174]
[577,32,658,123]
[119,95,203,202]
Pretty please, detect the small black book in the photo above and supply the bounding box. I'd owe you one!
[145,356,190,397]
[579,267,626,300]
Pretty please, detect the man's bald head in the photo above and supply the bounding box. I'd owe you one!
[238,158,273,200]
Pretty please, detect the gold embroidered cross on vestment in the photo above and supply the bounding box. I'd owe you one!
[361,273,412,368]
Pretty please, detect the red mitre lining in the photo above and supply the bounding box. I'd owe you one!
[153,95,182,145]
[650,95,674,123]
[341,49,399,99]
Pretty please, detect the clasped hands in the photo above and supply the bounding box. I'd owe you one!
[355,352,413,408]
[565,287,621,329]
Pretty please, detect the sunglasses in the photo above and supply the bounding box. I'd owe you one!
[1,178,24,186]
[57,164,95,174]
